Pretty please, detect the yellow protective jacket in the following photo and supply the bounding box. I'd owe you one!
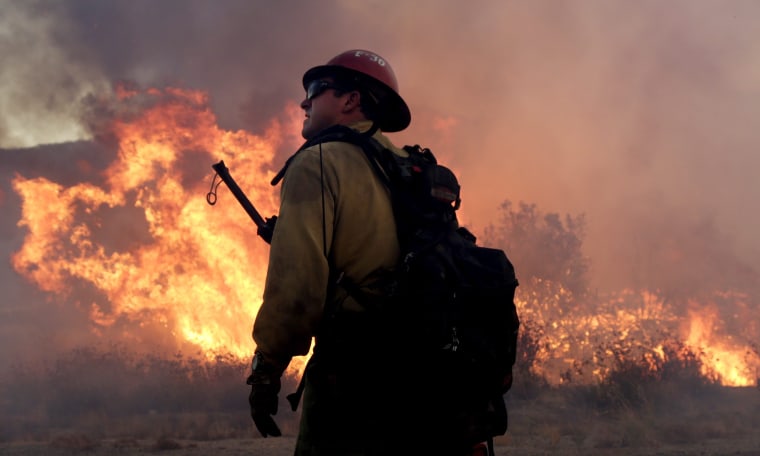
[252,122,404,362]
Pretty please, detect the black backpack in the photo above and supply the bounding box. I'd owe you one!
[280,126,520,447]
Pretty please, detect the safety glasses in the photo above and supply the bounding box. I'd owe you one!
[305,80,345,101]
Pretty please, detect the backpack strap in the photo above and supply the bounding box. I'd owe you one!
[270,124,378,186]
[274,124,381,412]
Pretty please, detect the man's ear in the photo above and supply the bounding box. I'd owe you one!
[342,91,362,112]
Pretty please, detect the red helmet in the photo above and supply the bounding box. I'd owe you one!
[302,49,411,132]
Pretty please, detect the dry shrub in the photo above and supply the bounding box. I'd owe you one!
[0,345,301,441]
[111,437,140,448]
[509,322,549,400]
[49,433,99,451]
[565,340,717,414]
[151,436,182,450]
[501,336,760,452]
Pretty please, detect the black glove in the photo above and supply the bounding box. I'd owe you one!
[247,352,287,437]
[257,216,277,244]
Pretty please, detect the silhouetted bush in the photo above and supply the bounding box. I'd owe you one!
[484,200,590,298]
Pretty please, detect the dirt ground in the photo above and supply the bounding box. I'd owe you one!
[2,384,759,455]
[3,434,760,456]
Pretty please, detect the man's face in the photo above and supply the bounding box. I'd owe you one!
[300,79,347,139]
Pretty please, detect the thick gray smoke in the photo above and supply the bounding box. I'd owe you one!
[2,0,759,367]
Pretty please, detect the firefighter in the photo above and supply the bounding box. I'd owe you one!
[247,50,477,455]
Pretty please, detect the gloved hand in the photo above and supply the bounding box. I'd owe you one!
[247,351,288,437]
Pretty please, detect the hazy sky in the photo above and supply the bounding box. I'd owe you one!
[2,1,759,362]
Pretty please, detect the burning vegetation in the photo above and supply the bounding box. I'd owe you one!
[2,85,759,448]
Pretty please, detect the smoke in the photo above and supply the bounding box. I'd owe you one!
[0,2,109,147]
[2,0,760,368]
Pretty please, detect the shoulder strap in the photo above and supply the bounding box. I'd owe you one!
[270,124,379,186]
[274,124,382,412]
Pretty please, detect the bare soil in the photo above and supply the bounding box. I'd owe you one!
[3,386,759,456]
[2,434,760,456]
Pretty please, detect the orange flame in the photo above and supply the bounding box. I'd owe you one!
[518,285,760,387]
[684,298,757,386]
[9,84,759,387]
[12,85,302,361]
